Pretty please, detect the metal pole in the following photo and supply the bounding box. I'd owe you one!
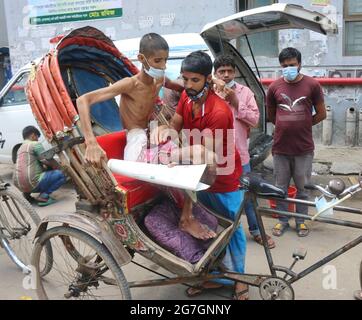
[258,207,362,229]
[258,196,362,215]
[289,236,362,284]
[251,194,277,277]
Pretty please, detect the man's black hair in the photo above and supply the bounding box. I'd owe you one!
[279,47,302,64]
[139,33,169,56]
[22,126,41,140]
[181,50,213,77]
[213,54,236,72]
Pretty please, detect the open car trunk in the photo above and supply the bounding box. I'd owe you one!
[200,3,338,167]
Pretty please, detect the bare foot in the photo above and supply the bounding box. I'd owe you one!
[179,217,217,240]
[354,290,362,300]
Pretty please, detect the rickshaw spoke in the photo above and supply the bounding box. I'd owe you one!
[32,226,131,300]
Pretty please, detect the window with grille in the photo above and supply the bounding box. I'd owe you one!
[344,0,362,56]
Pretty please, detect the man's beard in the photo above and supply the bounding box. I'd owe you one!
[186,89,199,96]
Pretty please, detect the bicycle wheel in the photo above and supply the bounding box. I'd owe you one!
[32,226,131,300]
[0,186,52,276]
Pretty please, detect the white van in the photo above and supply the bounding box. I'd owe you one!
[0,61,40,164]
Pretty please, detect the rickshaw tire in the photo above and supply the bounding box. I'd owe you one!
[0,185,41,229]
[32,226,131,300]
[0,186,53,276]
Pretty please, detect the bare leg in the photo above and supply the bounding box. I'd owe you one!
[179,195,216,240]
[168,144,217,239]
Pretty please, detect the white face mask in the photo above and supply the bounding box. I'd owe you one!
[145,65,166,79]
[142,55,166,79]
[225,80,236,88]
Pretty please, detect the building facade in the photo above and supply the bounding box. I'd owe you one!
[1,0,361,146]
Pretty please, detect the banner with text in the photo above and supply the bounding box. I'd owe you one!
[28,0,122,25]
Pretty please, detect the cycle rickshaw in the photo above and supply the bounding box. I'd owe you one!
[26,26,362,300]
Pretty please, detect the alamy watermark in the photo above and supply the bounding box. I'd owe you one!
[322,264,337,290]
[22,265,37,290]
[147,121,237,175]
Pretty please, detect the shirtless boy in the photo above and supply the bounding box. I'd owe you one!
[77,33,215,240]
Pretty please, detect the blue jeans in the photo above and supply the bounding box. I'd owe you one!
[197,189,247,285]
[241,163,260,237]
[33,170,66,199]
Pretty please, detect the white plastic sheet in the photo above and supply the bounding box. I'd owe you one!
[108,159,210,191]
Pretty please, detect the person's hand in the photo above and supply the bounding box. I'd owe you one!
[85,141,107,168]
[223,86,238,107]
[212,78,226,94]
[150,124,170,145]
[167,162,178,168]
[223,86,235,99]
[201,163,217,186]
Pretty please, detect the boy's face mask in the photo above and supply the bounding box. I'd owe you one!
[282,66,299,82]
[141,55,166,80]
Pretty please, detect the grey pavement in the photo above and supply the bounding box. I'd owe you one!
[0,152,361,300]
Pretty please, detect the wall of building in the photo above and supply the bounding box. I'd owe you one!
[0,0,8,48]
[0,0,9,89]
[255,0,361,70]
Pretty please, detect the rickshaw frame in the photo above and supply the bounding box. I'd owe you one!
[118,190,362,297]
[32,172,362,299]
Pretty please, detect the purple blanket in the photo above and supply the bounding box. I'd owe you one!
[144,198,218,263]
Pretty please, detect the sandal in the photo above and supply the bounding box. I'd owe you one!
[233,287,249,300]
[272,223,289,237]
[185,282,224,297]
[296,223,309,237]
[37,197,57,207]
[353,290,362,300]
[253,234,276,249]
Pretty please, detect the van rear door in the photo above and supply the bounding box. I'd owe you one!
[201,3,337,41]
[200,3,337,166]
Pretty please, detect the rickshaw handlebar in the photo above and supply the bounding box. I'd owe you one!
[305,184,335,198]
[305,180,362,199]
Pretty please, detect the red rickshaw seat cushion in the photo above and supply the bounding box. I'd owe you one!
[96,131,159,210]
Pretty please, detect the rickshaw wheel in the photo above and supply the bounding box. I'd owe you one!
[0,186,53,276]
[360,260,362,290]
[259,277,294,300]
[32,226,131,300]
